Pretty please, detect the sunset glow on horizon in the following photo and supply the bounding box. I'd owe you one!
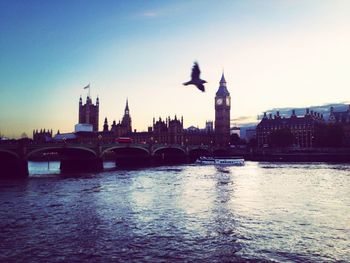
[1,0,349,137]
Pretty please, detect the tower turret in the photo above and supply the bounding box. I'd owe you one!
[121,98,132,133]
[78,95,99,132]
[125,98,129,114]
[103,117,109,132]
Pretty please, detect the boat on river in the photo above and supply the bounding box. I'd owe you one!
[195,156,245,166]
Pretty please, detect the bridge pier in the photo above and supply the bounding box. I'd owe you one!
[115,155,151,168]
[60,158,103,173]
[151,154,188,166]
[0,159,28,179]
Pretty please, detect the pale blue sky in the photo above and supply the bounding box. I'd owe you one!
[0,0,349,137]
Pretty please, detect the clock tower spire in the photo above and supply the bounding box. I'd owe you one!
[215,72,231,146]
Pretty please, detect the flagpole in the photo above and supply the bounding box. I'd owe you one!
[83,83,91,98]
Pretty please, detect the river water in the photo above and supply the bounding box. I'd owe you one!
[0,161,349,262]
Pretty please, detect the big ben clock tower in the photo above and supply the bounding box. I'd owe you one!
[215,73,231,146]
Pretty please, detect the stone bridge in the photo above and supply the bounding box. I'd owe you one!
[0,142,230,178]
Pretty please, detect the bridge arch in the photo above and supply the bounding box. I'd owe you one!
[0,150,28,179]
[101,145,150,157]
[0,149,20,159]
[213,148,231,157]
[26,146,97,160]
[152,146,186,156]
[152,146,187,164]
[188,148,211,162]
[102,145,150,167]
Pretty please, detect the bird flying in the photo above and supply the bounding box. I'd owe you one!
[183,62,207,92]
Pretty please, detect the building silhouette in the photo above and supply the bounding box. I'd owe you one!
[79,95,99,132]
[205,121,214,133]
[132,73,230,146]
[63,73,232,147]
[329,105,350,146]
[215,73,231,146]
[143,116,185,144]
[33,129,53,142]
[256,109,324,148]
[103,99,132,137]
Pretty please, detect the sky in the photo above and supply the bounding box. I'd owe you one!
[0,0,349,138]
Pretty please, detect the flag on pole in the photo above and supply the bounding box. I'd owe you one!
[83,84,90,90]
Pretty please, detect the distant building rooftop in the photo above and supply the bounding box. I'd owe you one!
[53,133,77,141]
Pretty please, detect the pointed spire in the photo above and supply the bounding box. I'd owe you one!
[216,71,229,96]
[220,72,226,86]
[125,98,129,111]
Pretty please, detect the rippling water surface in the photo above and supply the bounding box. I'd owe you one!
[0,162,349,262]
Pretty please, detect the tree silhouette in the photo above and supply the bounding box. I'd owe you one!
[230,133,246,146]
[230,133,240,145]
[248,138,257,147]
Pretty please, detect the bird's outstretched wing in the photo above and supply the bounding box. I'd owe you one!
[191,62,200,80]
[197,84,205,92]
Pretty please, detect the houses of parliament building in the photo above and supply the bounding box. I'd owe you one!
[73,73,232,147]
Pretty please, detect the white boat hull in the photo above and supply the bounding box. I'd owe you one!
[196,157,244,166]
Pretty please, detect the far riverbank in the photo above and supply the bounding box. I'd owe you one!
[240,147,350,163]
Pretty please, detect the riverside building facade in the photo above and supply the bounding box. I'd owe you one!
[256,109,325,148]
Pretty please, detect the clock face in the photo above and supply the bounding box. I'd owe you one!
[216,98,223,105]
[226,97,230,106]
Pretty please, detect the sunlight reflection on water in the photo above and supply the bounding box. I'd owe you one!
[0,161,349,262]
